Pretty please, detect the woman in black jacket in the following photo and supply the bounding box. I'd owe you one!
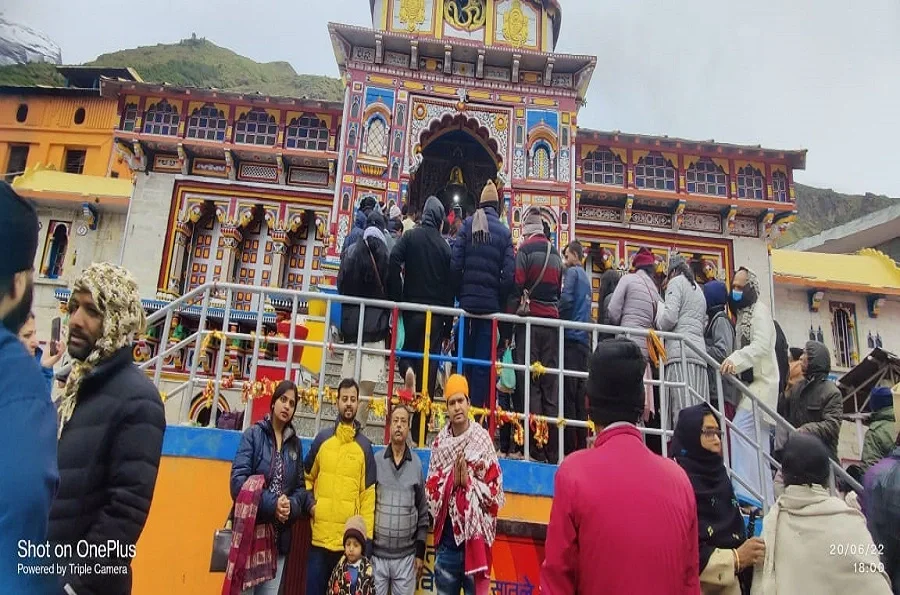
[230,380,312,594]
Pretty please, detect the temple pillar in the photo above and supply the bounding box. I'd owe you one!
[270,230,289,288]
[219,225,243,288]
[165,221,192,298]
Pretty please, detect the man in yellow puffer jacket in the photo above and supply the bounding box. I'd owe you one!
[304,378,377,595]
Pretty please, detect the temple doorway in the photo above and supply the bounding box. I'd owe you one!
[409,127,499,219]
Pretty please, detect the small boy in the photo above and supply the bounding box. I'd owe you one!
[328,515,375,595]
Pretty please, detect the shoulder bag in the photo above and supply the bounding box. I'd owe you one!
[517,243,552,316]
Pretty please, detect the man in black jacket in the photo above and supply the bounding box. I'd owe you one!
[388,196,453,440]
[783,341,844,460]
[50,263,165,595]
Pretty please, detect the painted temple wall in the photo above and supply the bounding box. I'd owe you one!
[773,284,900,372]
[30,206,126,339]
[120,173,177,298]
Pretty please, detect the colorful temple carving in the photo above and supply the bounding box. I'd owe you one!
[92,0,805,327]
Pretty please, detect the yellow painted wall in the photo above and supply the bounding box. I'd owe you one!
[0,94,132,180]
[131,456,551,594]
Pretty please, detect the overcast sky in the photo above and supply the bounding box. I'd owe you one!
[5,0,899,196]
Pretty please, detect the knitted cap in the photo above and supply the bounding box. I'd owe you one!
[632,248,655,269]
[870,386,893,412]
[344,515,366,547]
[389,204,402,219]
[444,374,469,400]
[480,180,498,205]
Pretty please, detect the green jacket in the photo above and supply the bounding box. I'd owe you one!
[861,406,897,470]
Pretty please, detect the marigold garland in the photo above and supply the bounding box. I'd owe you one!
[201,330,226,352]
[530,361,547,377]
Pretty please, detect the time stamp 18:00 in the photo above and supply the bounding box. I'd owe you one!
[829,543,887,574]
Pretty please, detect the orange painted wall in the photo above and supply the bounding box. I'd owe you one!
[132,456,549,594]
[0,94,132,180]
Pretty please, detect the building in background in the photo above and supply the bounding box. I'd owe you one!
[1,66,140,328]
[787,202,900,263]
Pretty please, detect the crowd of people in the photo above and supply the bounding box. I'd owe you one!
[3,173,899,595]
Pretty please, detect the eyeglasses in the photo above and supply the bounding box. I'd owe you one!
[701,429,723,438]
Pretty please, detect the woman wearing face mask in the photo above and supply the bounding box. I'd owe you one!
[226,380,313,595]
[17,311,63,393]
[674,404,766,594]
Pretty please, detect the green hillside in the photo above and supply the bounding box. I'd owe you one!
[86,37,343,101]
[777,184,900,246]
[0,62,65,86]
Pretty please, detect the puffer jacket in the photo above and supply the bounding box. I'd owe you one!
[341,210,368,257]
[607,269,660,357]
[338,235,391,344]
[862,406,897,471]
[230,416,312,555]
[49,347,165,595]
[304,420,377,552]
[450,203,516,314]
[656,274,708,364]
[388,196,453,307]
[785,341,843,459]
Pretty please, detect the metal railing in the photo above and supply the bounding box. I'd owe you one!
[138,282,862,510]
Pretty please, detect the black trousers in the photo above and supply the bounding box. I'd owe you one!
[398,310,449,444]
[514,324,560,464]
[563,340,590,455]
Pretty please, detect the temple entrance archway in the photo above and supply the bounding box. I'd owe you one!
[409,115,500,219]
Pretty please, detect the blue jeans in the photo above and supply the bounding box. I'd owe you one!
[435,544,474,595]
[306,546,343,595]
[242,555,285,595]
[463,318,494,409]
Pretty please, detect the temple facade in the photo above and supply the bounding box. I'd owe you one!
[95,0,803,319]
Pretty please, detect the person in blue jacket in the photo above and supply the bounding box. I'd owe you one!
[0,182,59,595]
[450,180,515,409]
[230,380,313,594]
[17,312,63,393]
[559,241,592,454]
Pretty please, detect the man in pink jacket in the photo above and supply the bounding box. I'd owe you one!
[541,338,701,594]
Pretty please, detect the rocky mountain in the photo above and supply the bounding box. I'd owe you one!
[0,17,61,66]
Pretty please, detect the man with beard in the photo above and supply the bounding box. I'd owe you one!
[0,182,58,595]
[49,263,166,595]
[304,378,377,595]
[720,267,778,506]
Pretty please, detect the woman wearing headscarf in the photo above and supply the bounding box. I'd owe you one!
[607,247,661,434]
[656,254,709,430]
[226,380,312,594]
[674,404,765,594]
[751,434,893,595]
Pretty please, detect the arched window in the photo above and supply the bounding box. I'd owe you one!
[560,210,569,226]
[186,104,227,141]
[41,222,69,279]
[73,107,86,125]
[286,114,329,151]
[635,152,676,191]
[390,161,400,179]
[686,159,727,196]
[393,131,403,154]
[531,144,551,179]
[347,124,358,149]
[737,165,764,200]
[363,117,388,158]
[345,152,355,174]
[350,96,361,119]
[121,103,138,131]
[143,100,180,136]
[341,193,351,211]
[583,149,624,186]
[830,303,858,368]
[235,110,277,146]
[772,170,788,202]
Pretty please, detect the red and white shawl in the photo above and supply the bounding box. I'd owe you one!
[221,474,277,595]
[425,420,504,589]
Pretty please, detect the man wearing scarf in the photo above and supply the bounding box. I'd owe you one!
[49,263,166,595]
[450,180,515,409]
[720,267,778,506]
[425,375,504,595]
[0,182,58,595]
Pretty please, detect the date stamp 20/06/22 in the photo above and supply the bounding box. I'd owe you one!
[829,543,885,557]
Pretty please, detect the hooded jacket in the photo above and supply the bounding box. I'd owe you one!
[861,400,896,471]
[230,417,313,555]
[0,325,59,595]
[48,347,165,595]
[656,274,708,365]
[304,421,377,552]
[388,196,453,307]
[338,231,391,344]
[784,341,843,459]
[342,209,369,257]
[450,203,515,315]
